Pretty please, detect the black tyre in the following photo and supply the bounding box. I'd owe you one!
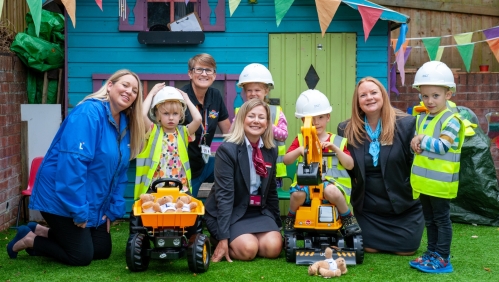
[346,234,364,264]
[126,233,150,272]
[187,233,211,273]
[129,210,143,235]
[283,234,297,262]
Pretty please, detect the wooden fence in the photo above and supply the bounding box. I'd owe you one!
[1,0,29,33]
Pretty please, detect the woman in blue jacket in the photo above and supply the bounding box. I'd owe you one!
[7,69,145,266]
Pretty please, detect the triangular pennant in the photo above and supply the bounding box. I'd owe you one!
[456,44,474,72]
[315,0,340,37]
[421,37,441,61]
[390,63,399,95]
[62,0,76,28]
[0,0,4,20]
[357,5,383,42]
[485,38,499,64]
[396,47,406,85]
[394,23,408,53]
[435,46,445,61]
[275,0,295,26]
[393,39,409,56]
[483,26,499,40]
[185,0,189,5]
[26,0,42,36]
[95,0,103,10]
[453,32,473,45]
[229,0,241,16]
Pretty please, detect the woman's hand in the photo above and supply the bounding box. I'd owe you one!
[211,239,233,263]
[74,220,87,228]
[103,215,111,233]
[149,82,166,97]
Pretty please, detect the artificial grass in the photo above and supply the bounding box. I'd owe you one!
[1,222,498,281]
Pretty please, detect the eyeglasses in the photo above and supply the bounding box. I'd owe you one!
[191,68,215,75]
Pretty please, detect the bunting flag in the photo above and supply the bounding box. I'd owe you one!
[485,38,499,64]
[454,32,473,45]
[26,0,42,36]
[435,46,445,61]
[357,5,383,42]
[0,0,4,20]
[391,39,408,56]
[421,37,441,61]
[62,0,76,28]
[394,23,408,53]
[456,43,474,72]
[483,26,499,40]
[275,0,295,26]
[95,0,103,10]
[395,46,412,86]
[389,63,398,95]
[229,0,241,16]
[315,0,340,37]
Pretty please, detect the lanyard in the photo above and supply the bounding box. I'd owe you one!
[199,106,209,146]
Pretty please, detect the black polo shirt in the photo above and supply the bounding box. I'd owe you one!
[181,83,229,178]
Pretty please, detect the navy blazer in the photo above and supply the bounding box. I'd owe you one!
[337,115,420,215]
[204,141,282,240]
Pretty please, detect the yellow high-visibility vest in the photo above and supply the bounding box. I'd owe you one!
[291,133,352,204]
[411,110,465,199]
[134,125,191,199]
[235,105,286,177]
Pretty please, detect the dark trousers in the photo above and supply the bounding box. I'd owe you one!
[33,212,112,266]
[420,194,452,258]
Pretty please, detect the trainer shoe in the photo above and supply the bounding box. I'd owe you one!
[409,251,433,268]
[341,215,362,236]
[284,216,296,233]
[415,252,453,273]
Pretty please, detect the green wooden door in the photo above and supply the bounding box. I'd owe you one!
[269,33,356,147]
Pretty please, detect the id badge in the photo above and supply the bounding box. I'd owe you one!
[201,145,211,164]
[275,177,283,188]
[249,195,262,206]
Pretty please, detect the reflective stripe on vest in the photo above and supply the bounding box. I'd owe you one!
[134,125,191,199]
[235,104,287,177]
[292,133,352,202]
[411,110,465,199]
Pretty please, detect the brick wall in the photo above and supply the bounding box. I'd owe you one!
[0,54,27,231]
[389,72,499,179]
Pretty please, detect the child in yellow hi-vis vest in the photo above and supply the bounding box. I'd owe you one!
[134,84,202,199]
[283,89,360,237]
[409,61,465,274]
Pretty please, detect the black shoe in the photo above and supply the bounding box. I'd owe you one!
[284,216,295,234]
[341,215,361,236]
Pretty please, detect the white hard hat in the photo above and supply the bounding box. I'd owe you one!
[295,89,332,118]
[148,86,186,122]
[237,63,274,89]
[413,61,456,93]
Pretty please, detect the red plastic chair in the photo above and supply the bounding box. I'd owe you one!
[13,156,44,228]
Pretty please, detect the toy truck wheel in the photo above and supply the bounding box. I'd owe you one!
[126,233,150,272]
[187,233,211,273]
[284,234,297,262]
[346,234,364,264]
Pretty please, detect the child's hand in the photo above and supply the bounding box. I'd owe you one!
[150,82,166,97]
[299,146,305,156]
[411,134,424,154]
[321,142,338,152]
[178,89,190,102]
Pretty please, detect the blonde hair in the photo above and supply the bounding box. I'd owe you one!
[225,99,275,149]
[242,82,271,104]
[343,76,408,148]
[80,69,145,159]
[188,53,216,71]
[155,100,186,124]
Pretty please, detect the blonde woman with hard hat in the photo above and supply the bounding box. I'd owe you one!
[235,63,288,180]
[338,77,424,256]
[135,83,202,197]
[283,89,360,237]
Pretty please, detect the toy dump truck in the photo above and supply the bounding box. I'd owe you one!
[126,178,210,273]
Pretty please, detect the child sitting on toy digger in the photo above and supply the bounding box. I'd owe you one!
[283,89,361,237]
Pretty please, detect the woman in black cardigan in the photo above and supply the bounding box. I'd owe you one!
[204,99,282,262]
[338,77,424,255]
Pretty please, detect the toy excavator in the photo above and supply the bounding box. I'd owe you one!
[284,116,364,265]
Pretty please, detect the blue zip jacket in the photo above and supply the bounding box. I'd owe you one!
[30,99,131,227]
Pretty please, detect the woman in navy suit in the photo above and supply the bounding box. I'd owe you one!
[337,77,424,255]
[204,99,282,262]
